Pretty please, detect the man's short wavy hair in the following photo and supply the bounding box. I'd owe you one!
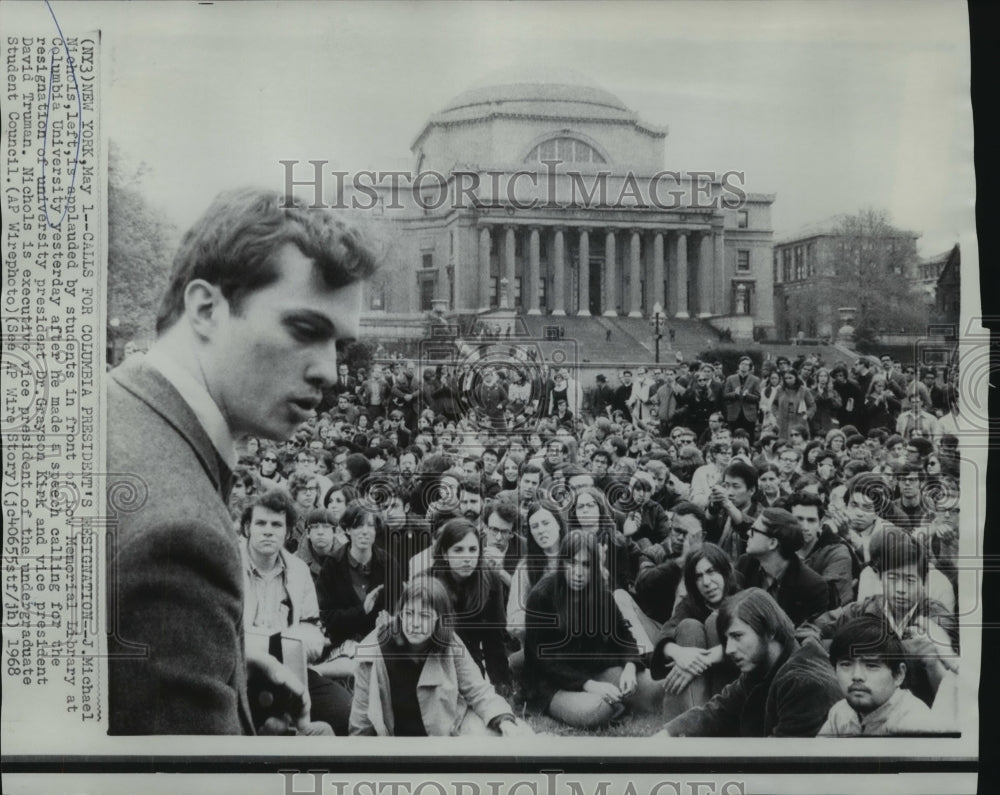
[156,187,379,333]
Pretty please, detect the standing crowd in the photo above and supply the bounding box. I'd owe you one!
[228,347,962,738]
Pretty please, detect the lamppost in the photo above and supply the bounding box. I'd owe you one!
[650,302,665,364]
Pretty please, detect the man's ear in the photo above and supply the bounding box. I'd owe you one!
[894,661,907,687]
[183,279,227,339]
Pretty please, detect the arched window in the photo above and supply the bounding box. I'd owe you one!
[525,137,606,164]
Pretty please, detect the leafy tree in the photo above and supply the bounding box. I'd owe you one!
[817,209,928,342]
[107,142,178,349]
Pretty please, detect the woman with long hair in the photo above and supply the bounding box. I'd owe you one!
[430,519,512,691]
[810,367,842,437]
[323,483,357,549]
[863,375,901,433]
[257,446,285,489]
[774,370,816,441]
[497,454,523,492]
[349,576,531,737]
[800,439,824,474]
[824,428,848,458]
[758,371,782,428]
[652,543,743,719]
[507,503,567,643]
[521,531,663,728]
[567,486,638,592]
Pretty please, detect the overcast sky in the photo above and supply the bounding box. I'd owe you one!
[7,0,974,255]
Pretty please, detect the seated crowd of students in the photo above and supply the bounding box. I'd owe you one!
[228,351,962,737]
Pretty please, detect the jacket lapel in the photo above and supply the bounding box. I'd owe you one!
[112,359,228,499]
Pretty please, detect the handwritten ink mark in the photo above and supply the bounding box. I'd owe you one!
[39,0,83,229]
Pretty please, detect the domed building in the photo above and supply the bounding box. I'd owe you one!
[360,70,776,342]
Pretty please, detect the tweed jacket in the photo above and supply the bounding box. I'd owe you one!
[107,358,254,734]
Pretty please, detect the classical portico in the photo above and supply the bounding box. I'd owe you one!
[367,69,775,335]
[475,218,730,319]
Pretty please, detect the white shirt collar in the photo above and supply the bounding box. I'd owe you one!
[143,348,238,469]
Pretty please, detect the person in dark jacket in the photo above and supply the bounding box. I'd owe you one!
[680,368,721,441]
[736,508,831,626]
[591,374,615,418]
[522,531,664,728]
[317,505,401,650]
[787,491,857,607]
[430,518,512,691]
[656,588,841,737]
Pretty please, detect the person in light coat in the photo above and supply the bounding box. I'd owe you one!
[349,577,531,737]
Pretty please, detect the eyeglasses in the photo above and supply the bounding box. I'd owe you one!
[262,457,278,463]
[749,525,772,538]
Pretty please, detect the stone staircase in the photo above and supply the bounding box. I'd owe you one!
[512,313,722,364]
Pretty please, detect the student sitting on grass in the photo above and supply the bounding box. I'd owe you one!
[650,543,743,721]
[350,576,532,737]
[521,530,664,729]
[818,615,948,736]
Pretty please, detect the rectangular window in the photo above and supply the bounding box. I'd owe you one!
[422,253,434,269]
[489,278,499,308]
[737,210,749,229]
[420,278,435,311]
[515,276,522,306]
[737,250,750,271]
[794,246,804,280]
[538,277,547,310]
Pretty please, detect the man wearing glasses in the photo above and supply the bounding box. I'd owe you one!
[481,500,523,587]
[884,464,932,532]
[737,508,830,626]
[108,188,376,735]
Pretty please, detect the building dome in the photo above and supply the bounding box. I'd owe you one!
[439,67,629,119]
[422,67,636,132]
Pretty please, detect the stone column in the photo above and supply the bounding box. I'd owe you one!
[527,227,541,315]
[552,227,566,316]
[504,226,516,308]
[603,230,617,316]
[577,228,591,316]
[675,231,689,318]
[478,225,492,311]
[699,232,713,317]
[714,229,725,316]
[652,231,665,311]
[628,229,642,317]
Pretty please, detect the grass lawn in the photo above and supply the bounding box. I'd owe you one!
[507,690,666,737]
[521,710,664,737]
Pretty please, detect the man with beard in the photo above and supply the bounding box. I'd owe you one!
[656,588,841,737]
